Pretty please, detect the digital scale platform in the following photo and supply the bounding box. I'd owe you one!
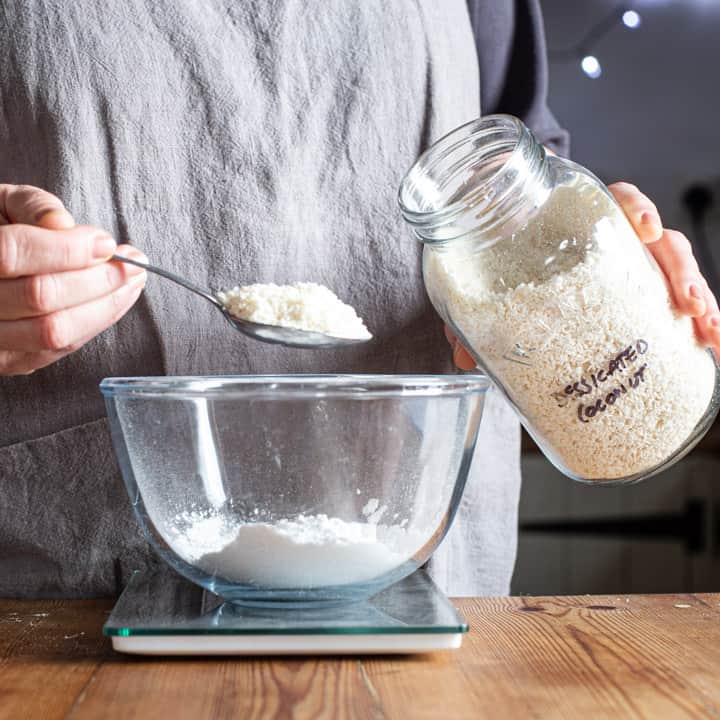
[104,568,468,656]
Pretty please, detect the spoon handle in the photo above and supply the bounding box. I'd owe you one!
[112,254,224,310]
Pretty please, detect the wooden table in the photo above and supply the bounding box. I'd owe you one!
[2,593,720,719]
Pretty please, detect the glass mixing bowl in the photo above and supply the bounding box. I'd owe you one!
[101,375,488,606]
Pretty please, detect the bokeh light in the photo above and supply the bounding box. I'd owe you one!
[622,10,642,29]
[581,55,602,78]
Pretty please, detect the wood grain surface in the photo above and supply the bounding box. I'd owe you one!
[1,593,719,719]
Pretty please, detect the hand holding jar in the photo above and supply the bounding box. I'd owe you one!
[400,115,719,484]
[449,182,720,368]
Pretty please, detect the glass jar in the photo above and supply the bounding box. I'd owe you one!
[398,114,719,484]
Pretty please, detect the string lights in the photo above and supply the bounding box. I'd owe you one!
[549,4,642,79]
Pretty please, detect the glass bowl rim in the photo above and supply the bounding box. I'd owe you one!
[100,373,490,400]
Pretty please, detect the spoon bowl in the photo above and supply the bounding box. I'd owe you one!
[112,254,370,349]
[221,312,368,348]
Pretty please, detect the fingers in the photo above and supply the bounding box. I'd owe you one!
[0,312,126,375]
[0,309,134,375]
[647,229,720,351]
[608,182,663,244]
[444,325,477,370]
[0,223,116,278]
[0,184,143,375]
[2,328,105,376]
[0,273,146,352]
[610,181,720,352]
[0,271,146,376]
[0,184,75,229]
[0,245,147,320]
[643,228,720,350]
[646,229,706,317]
[0,348,75,376]
[453,343,476,370]
[692,279,720,350]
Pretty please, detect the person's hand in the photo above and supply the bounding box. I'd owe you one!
[0,184,147,376]
[607,182,719,353]
[445,325,476,371]
[447,181,720,369]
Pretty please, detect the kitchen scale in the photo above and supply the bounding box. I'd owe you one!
[104,567,468,655]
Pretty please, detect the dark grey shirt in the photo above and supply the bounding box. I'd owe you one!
[0,0,565,598]
[468,0,569,155]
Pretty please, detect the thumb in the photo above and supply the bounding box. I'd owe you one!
[0,184,75,229]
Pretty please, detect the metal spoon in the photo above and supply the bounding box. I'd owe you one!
[112,254,370,348]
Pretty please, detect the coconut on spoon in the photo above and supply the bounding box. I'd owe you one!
[112,253,372,348]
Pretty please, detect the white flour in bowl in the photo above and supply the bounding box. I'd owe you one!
[217,282,371,340]
[169,511,415,588]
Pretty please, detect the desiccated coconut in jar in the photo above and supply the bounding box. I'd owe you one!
[400,115,718,483]
[424,185,716,481]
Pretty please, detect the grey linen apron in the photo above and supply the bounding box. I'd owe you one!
[0,0,520,597]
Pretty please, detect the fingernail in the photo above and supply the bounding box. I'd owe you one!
[640,212,662,235]
[125,247,148,261]
[710,316,720,329]
[39,207,75,229]
[640,212,656,225]
[123,249,149,273]
[93,234,117,258]
[688,284,707,315]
